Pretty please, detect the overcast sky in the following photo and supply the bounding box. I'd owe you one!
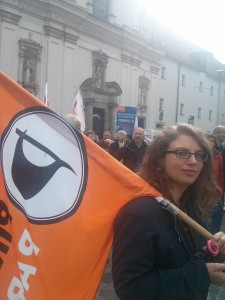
[141,0,225,64]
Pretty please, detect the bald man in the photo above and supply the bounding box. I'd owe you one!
[117,127,148,172]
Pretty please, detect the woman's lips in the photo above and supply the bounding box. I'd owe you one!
[182,169,197,176]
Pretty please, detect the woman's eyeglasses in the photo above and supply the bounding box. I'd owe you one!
[165,150,208,161]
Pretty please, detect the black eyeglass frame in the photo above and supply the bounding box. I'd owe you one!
[165,150,209,161]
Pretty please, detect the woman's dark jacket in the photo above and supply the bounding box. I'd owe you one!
[112,197,211,300]
[116,141,148,172]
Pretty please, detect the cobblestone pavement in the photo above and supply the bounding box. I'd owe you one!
[97,214,225,300]
[96,254,118,300]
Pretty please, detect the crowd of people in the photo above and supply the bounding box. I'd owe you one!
[65,112,225,299]
[86,127,150,172]
[64,113,152,172]
[112,124,225,300]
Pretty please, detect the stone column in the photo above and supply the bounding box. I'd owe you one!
[84,98,95,131]
[18,45,25,84]
[108,101,118,132]
[35,48,42,97]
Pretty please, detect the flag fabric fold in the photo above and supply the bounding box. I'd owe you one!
[0,72,161,299]
[71,89,85,132]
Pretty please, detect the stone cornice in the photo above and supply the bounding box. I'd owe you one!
[18,38,43,60]
[1,0,164,62]
[43,25,79,44]
[18,0,46,18]
[64,31,79,44]
[0,9,21,25]
[121,54,141,67]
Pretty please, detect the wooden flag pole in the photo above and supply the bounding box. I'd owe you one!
[156,197,215,241]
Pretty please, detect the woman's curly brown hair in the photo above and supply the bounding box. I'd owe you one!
[138,124,217,218]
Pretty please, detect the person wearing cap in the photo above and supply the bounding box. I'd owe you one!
[109,130,127,158]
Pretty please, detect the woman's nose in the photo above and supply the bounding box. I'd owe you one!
[187,153,197,163]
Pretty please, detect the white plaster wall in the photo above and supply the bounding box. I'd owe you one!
[121,63,140,107]
[47,39,64,114]
[120,63,131,106]
[129,67,139,106]
[0,23,18,80]
[76,44,92,84]
[158,59,178,127]
[147,58,179,129]
[106,56,121,83]
[62,43,77,116]
[178,66,218,132]
[217,81,225,125]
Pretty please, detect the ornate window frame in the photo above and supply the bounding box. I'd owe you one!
[92,49,108,89]
[18,32,42,96]
[138,76,150,113]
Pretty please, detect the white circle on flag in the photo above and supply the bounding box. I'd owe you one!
[1,108,87,224]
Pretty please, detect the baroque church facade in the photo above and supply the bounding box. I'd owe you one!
[0,0,225,138]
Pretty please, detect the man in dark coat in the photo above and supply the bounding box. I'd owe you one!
[109,130,127,158]
[117,127,148,172]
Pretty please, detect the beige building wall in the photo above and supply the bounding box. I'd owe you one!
[0,0,224,134]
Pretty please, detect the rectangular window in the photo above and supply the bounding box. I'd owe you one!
[180,103,184,115]
[210,86,214,96]
[93,0,108,21]
[159,98,164,111]
[161,66,166,79]
[209,110,212,121]
[199,81,203,92]
[181,75,186,87]
[222,114,225,124]
[198,107,201,118]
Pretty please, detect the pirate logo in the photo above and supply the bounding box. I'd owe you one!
[1,108,87,224]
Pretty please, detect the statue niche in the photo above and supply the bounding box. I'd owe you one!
[94,63,104,89]
[23,59,32,84]
[18,33,42,96]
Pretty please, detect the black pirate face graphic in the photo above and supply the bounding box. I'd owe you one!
[12,128,76,199]
[1,108,87,224]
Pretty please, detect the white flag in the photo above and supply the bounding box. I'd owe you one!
[132,114,139,136]
[43,82,49,107]
[134,114,138,129]
[71,89,85,132]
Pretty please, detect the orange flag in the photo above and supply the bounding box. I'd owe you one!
[0,72,161,300]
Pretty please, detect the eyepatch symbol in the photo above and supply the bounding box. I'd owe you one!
[12,128,76,199]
